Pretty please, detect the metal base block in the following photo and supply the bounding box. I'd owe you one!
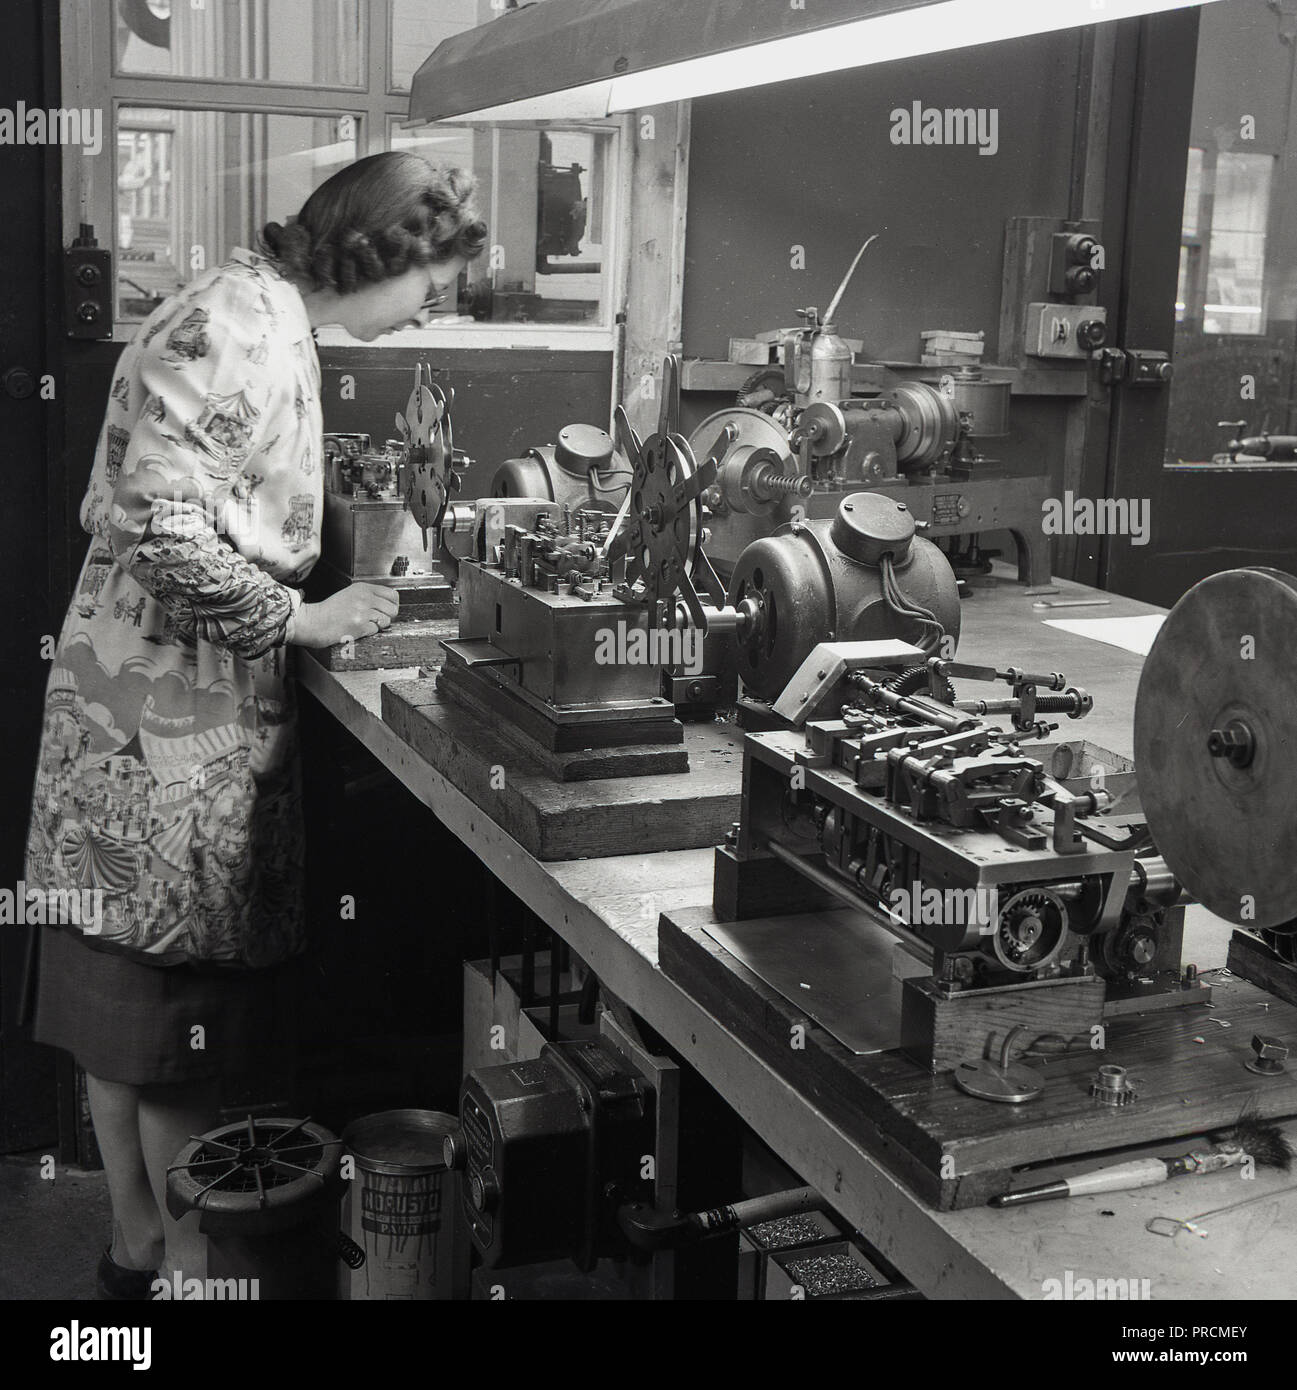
[436,645,688,780]
[659,905,1297,1210]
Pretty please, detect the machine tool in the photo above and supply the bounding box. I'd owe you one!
[695,240,1051,587]
[437,358,744,771]
[652,564,1297,1208]
[435,358,970,776]
[1211,421,1297,464]
[713,637,1199,1078]
[320,363,467,621]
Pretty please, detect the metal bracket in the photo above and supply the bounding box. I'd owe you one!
[772,639,927,725]
[1099,348,1173,387]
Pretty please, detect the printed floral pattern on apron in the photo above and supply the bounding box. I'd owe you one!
[25,250,322,967]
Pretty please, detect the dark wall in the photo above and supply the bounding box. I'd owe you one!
[680,32,1085,578]
[682,32,1080,364]
[317,347,612,505]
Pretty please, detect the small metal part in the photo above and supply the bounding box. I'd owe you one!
[955,1058,1044,1104]
[1090,1063,1137,1106]
[954,1025,1044,1105]
[1245,1034,1289,1076]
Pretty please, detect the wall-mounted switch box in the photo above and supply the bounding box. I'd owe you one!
[65,225,113,340]
[1024,303,1107,360]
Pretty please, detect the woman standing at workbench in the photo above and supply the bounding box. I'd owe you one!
[24,152,487,1297]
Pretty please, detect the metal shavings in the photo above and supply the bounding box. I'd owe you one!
[784,1251,878,1295]
[749,1214,829,1250]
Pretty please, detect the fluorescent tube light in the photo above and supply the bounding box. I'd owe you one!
[415,0,1223,126]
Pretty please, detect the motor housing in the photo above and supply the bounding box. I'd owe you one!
[729,492,962,702]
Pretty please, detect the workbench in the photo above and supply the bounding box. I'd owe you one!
[297,567,1297,1300]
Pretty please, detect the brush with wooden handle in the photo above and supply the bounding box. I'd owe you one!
[991,1113,1293,1207]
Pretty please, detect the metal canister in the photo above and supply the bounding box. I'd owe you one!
[338,1109,469,1300]
[926,368,1011,438]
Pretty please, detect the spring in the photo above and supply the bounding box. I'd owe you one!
[884,665,956,702]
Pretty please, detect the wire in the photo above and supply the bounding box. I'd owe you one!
[880,556,945,655]
[1146,1181,1297,1239]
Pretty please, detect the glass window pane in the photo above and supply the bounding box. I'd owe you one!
[115,0,363,87]
[387,119,616,332]
[117,106,358,322]
[1165,0,1293,468]
[1203,152,1271,334]
[1182,146,1203,237]
[389,0,481,94]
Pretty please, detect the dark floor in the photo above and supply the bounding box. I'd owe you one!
[0,1152,111,1300]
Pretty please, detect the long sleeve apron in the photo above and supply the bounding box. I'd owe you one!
[25,249,322,968]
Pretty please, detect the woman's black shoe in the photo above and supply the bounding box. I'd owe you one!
[96,1248,157,1300]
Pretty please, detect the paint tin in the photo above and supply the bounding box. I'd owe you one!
[339,1109,468,1300]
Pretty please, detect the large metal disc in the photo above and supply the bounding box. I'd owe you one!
[688,408,793,473]
[1134,568,1297,927]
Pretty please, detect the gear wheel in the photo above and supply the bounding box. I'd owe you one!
[992,888,1068,973]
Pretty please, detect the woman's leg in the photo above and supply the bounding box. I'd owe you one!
[84,1074,164,1271]
[138,1079,221,1282]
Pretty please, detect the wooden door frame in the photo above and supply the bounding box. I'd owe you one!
[1098,7,1203,598]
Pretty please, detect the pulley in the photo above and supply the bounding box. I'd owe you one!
[1134,567,1297,929]
[399,362,458,547]
[610,356,723,626]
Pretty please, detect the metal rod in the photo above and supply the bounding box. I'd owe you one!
[690,1184,824,1236]
[764,840,934,964]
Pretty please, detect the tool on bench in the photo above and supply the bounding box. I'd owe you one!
[991,1108,1293,1207]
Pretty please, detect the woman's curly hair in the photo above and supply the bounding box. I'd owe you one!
[261,152,488,294]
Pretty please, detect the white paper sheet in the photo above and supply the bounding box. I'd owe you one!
[1043,614,1166,656]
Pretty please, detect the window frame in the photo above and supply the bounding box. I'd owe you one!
[61,0,626,350]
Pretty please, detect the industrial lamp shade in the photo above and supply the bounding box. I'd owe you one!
[407,0,1222,125]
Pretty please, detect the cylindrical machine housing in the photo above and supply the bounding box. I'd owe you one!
[728,492,962,701]
[491,423,627,514]
[926,368,1011,438]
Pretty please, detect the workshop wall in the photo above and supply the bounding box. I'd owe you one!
[677,29,1083,542]
[681,32,1080,366]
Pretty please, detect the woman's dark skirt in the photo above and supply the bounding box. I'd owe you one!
[33,926,295,1087]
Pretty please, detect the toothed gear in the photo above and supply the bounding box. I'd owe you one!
[993,888,1068,973]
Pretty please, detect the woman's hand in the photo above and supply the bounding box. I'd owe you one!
[288,583,400,648]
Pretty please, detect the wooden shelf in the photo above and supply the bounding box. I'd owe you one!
[679,358,1089,398]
